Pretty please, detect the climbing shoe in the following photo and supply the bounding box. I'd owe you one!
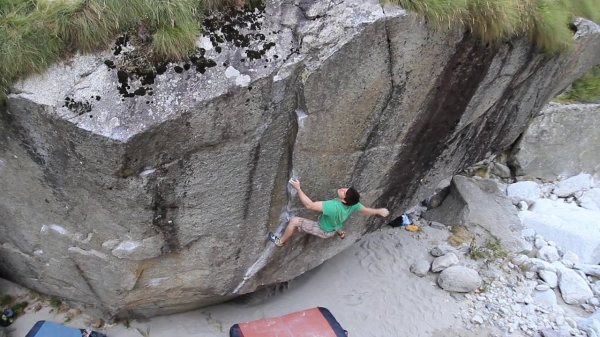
[268,232,283,247]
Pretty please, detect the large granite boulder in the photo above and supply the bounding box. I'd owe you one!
[423,175,531,253]
[1,0,600,319]
[510,103,600,181]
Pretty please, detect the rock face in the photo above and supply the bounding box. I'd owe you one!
[1,0,600,319]
[510,103,600,181]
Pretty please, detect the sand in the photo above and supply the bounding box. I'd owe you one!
[1,225,508,337]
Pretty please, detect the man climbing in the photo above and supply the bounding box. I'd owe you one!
[269,178,390,247]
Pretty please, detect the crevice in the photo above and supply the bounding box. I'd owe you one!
[231,68,305,295]
[72,260,103,304]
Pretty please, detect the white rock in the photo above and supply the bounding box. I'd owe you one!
[472,315,484,324]
[554,174,594,197]
[409,260,431,277]
[438,266,482,292]
[507,181,541,201]
[538,270,558,288]
[558,268,594,305]
[522,228,536,240]
[432,253,459,272]
[574,264,600,277]
[513,254,529,266]
[537,246,560,262]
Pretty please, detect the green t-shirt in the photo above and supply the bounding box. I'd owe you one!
[318,199,363,232]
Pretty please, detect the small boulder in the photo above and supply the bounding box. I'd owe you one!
[410,260,431,277]
[431,253,459,272]
[579,188,600,212]
[533,289,557,308]
[554,173,594,197]
[429,221,446,230]
[538,270,558,288]
[558,268,594,305]
[574,264,600,277]
[506,181,541,201]
[438,266,482,292]
[430,245,458,257]
[537,245,560,262]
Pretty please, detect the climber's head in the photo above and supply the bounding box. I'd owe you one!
[338,187,360,206]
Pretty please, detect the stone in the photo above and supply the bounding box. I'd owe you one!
[538,328,561,337]
[429,221,446,230]
[574,264,600,277]
[537,246,560,263]
[512,254,529,266]
[430,245,458,257]
[490,162,511,178]
[438,266,482,292]
[431,252,459,272]
[2,0,600,319]
[533,289,557,309]
[579,188,600,212]
[520,199,600,264]
[518,200,529,211]
[554,174,594,197]
[538,270,558,288]
[424,175,530,254]
[557,268,594,305]
[522,228,536,240]
[562,251,580,265]
[510,102,600,182]
[472,315,484,324]
[409,260,431,277]
[573,317,600,337]
[507,181,541,202]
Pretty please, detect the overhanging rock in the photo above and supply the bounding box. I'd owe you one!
[1,0,600,318]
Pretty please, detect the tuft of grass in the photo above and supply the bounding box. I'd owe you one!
[0,294,12,306]
[447,225,473,247]
[386,0,600,54]
[49,297,62,309]
[469,238,508,261]
[10,301,28,315]
[555,65,600,103]
[0,0,250,100]
[152,21,200,61]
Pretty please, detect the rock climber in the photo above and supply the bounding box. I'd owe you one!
[269,178,390,246]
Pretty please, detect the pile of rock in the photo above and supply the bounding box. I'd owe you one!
[406,170,600,336]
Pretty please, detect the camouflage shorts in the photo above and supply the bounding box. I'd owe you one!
[295,217,336,239]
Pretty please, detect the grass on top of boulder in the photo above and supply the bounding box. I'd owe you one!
[386,0,600,53]
[554,65,600,103]
[0,0,247,100]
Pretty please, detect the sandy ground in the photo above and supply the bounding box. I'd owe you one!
[1,226,506,337]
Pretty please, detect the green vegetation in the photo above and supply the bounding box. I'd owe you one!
[49,297,62,309]
[468,238,508,261]
[446,225,473,247]
[0,294,12,306]
[386,0,600,53]
[555,65,600,103]
[10,301,28,315]
[0,0,244,100]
